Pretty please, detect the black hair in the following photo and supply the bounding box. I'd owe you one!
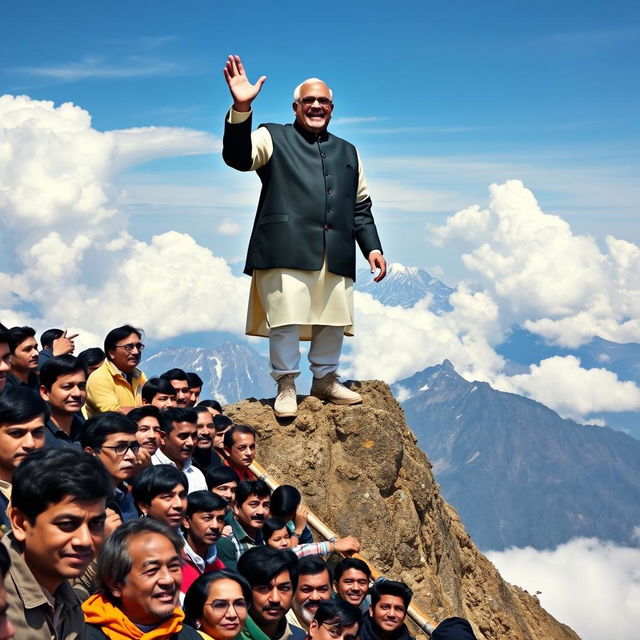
[0,328,8,345]
[237,546,299,590]
[7,326,36,353]
[141,377,176,404]
[333,557,371,583]
[297,555,328,578]
[197,399,223,413]
[236,479,271,507]
[0,543,10,577]
[40,328,63,349]
[185,490,228,518]
[270,485,301,520]
[39,354,86,391]
[213,414,233,432]
[127,405,162,425]
[96,518,182,600]
[186,372,203,388]
[223,424,256,450]
[12,448,112,523]
[160,368,188,382]
[103,325,143,357]
[370,580,413,609]
[183,570,252,628]
[205,465,240,490]
[262,517,289,544]
[194,405,212,418]
[0,386,49,425]
[132,464,188,507]
[314,600,362,629]
[431,617,477,640]
[160,407,197,434]
[80,411,137,449]
[77,347,105,371]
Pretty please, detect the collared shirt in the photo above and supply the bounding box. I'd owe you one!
[2,533,85,640]
[151,449,207,493]
[5,371,39,390]
[85,359,147,417]
[44,415,84,449]
[181,537,218,573]
[216,515,262,571]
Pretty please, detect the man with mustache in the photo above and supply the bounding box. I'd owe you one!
[217,479,271,571]
[288,557,331,632]
[192,406,222,472]
[39,355,87,449]
[129,405,164,457]
[222,55,386,419]
[237,546,305,640]
[224,424,257,482]
[152,407,207,493]
[180,490,228,596]
[86,325,148,417]
[5,326,40,390]
[83,518,200,639]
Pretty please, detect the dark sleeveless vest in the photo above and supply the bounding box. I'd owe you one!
[223,114,381,280]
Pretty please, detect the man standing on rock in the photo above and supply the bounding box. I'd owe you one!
[222,55,386,419]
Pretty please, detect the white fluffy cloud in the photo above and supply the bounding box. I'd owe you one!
[0,94,244,347]
[429,179,640,348]
[486,537,640,640]
[494,356,640,420]
[217,219,243,236]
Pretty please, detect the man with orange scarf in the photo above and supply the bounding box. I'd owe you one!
[83,519,200,640]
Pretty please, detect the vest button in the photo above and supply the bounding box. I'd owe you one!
[327,189,332,195]
[323,224,331,230]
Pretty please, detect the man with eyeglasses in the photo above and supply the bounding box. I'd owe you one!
[307,600,361,640]
[86,324,148,417]
[223,55,386,419]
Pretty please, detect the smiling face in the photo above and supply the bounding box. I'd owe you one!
[198,578,248,640]
[196,411,215,450]
[293,569,331,626]
[293,81,334,133]
[0,416,45,483]
[110,532,182,626]
[335,568,369,607]
[11,494,106,594]
[370,594,407,635]
[40,370,87,416]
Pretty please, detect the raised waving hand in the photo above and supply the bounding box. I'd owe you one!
[223,55,266,112]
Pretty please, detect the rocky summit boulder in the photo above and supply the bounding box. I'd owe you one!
[225,380,580,640]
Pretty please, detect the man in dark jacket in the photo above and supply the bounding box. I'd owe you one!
[222,55,386,419]
[359,580,415,640]
[82,519,200,639]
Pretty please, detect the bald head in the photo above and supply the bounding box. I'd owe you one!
[292,79,334,134]
[293,78,333,102]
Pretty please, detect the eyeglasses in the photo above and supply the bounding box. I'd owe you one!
[99,442,141,456]
[320,624,358,640]
[207,599,248,615]
[114,342,145,353]
[299,96,333,107]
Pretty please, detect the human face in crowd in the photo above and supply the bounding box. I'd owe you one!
[110,532,182,626]
[40,370,87,415]
[211,481,237,507]
[86,359,105,375]
[184,508,226,551]
[370,594,407,634]
[225,432,256,469]
[149,392,177,410]
[187,386,201,407]
[198,578,248,640]
[251,569,293,629]
[139,483,187,529]
[308,618,359,640]
[234,493,269,535]
[196,411,215,450]
[162,421,197,467]
[293,81,334,134]
[169,379,190,407]
[293,570,331,625]
[335,568,369,607]
[0,572,15,640]
[10,336,38,374]
[0,416,45,483]
[11,494,106,594]
[0,342,11,392]
[88,432,139,486]
[266,526,290,550]
[213,425,230,452]
[108,332,143,374]
[135,416,164,455]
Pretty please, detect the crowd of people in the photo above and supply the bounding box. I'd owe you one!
[0,322,477,640]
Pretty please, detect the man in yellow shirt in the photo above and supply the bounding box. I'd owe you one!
[86,325,147,417]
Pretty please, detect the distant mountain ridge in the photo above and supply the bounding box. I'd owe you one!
[397,360,640,550]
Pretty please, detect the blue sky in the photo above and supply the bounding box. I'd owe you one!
[3,0,638,283]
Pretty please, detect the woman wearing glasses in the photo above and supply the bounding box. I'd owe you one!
[184,571,251,640]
